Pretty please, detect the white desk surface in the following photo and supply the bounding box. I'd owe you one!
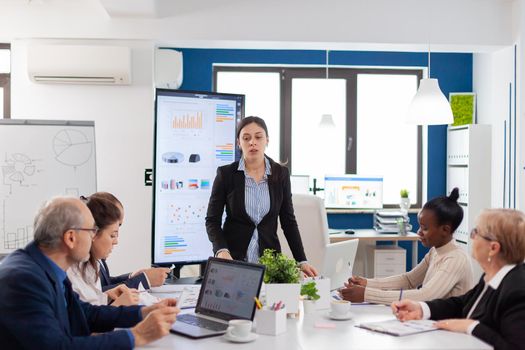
[329,229,420,270]
[138,304,492,350]
[329,229,419,243]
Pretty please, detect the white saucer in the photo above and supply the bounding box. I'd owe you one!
[327,311,353,321]
[223,332,258,343]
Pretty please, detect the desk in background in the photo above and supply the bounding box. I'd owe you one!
[329,229,419,277]
[139,304,491,350]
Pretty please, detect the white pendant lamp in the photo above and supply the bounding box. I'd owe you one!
[406,49,453,125]
[319,114,336,128]
[319,50,336,129]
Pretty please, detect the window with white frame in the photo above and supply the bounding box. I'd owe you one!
[215,69,281,161]
[214,66,422,207]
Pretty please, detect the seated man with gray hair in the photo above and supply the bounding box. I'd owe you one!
[0,196,180,349]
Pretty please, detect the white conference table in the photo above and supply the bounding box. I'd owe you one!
[138,304,492,350]
[329,229,420,270]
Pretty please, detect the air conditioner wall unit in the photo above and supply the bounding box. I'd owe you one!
[27,44,132,85]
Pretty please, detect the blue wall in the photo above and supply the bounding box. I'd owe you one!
[174,48,473,265]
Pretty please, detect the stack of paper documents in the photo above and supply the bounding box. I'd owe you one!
[374,210,411,233]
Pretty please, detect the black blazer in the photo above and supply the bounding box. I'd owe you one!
[427,263,525,350]
[99,259,150,292]
[205,156,307,262]
[0,242,142,349]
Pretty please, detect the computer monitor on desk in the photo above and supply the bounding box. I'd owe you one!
[290,175,310,194]
[324,175,383,209]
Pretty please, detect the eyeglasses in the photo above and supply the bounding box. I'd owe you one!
[469,228,495,241]
[70,226,99,237]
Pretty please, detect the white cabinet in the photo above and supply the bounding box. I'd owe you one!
[447,125,491,280]
[366,246,406,278]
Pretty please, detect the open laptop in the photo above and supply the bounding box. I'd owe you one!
[170,257,265,339]
[322,239,359,290]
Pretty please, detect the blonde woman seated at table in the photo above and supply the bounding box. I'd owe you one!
[392,209,525,350]
[340,188,473,304]
[67,195,139,306]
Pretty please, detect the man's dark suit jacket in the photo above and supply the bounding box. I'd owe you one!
[0,242,142,349]
[427,263,525,350]
[205,157,307,262]
[99,259,150,292]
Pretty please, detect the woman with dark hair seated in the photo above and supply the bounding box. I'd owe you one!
[340,188,473,304]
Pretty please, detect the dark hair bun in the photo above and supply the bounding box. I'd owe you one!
[448,188,460,202]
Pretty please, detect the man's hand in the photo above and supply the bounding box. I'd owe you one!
[339,283,365,302]
[391,299,423,321]
[348,275,367,287]
[131,306,180,346]
[435,319,475,333]
[141,298,178,319]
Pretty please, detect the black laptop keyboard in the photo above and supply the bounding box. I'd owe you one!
[177,314,228,332]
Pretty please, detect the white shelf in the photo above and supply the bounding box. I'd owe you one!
[447,124,491,280]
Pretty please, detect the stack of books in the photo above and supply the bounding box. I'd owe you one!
[374,210,412,233]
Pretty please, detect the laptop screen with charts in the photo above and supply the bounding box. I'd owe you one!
[170,257,265,339]
[322,239,359,290]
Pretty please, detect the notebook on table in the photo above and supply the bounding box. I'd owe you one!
[356,319,437,336]
[170,257,265,339]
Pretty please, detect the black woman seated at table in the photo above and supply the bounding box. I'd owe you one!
[205,116,317,277]
[341,188,473,304]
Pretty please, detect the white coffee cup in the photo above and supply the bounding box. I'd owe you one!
[330,300,351,316]
[227,319,252,338]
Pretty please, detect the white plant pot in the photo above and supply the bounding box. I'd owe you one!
[302,299,317,314]
[265,283,301,314]
[399,197,411,212]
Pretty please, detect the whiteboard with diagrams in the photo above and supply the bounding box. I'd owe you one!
[0,119,96,254]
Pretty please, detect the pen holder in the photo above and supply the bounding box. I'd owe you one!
[254,306,287,336]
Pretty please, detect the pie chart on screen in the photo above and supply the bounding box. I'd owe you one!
[53,129,93,167]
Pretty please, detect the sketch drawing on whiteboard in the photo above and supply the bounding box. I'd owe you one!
[1,153,40,194]
[53,129,93,168]
[1,200,33,249]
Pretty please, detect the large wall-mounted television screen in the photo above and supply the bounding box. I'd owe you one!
[152,89,244,266]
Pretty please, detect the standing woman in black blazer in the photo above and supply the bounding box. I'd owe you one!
[206,116,317,277]
[392,208,525,350]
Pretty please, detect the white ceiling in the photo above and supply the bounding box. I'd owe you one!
[0,0,519,52]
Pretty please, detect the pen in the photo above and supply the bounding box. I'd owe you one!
[399,288,403,301]
[253,297,263,309]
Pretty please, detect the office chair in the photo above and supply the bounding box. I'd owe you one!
[277,194,358,283]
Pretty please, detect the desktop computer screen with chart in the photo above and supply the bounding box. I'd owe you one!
[323,175,383,209]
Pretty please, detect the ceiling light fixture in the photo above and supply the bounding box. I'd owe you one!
[406,46,453,125]
[319,50,336,128]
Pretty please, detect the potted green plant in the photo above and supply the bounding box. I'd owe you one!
[259,249,301,314]
[399,189,410,212]
[300,281,320,314]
